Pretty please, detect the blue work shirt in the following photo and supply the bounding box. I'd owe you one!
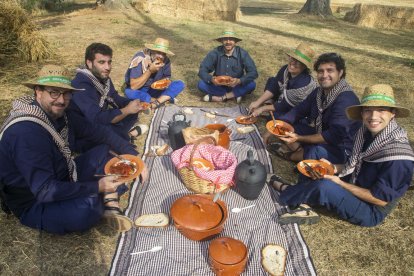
[278,87,361,155]
[265,65,314,117]
[124,51,171,89]
[198,45,258,86]
[0,108,137,217]
[71,73,131,126]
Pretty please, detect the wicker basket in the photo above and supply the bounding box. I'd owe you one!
[178,137,232,194]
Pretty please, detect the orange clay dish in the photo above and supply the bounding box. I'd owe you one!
[297,159,334,178]
[151,78,171,90]
[235,115,258,125]
[265,120,294,137]
[104,154,144,182]
[214,75,232,85]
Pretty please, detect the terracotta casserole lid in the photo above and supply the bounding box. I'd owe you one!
[209,237,247,265]
[170,194,223,230]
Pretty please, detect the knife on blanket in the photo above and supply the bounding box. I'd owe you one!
[303,162,322,179]
[200,109,231,118]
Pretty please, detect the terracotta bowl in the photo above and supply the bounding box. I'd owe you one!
[170,194,228,241]
[204,124,231,149]
[209,237,248,275]
[215,75,232,85]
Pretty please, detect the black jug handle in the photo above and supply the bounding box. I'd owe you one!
[247,150,254,165]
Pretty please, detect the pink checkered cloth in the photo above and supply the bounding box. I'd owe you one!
[171,143,237,185]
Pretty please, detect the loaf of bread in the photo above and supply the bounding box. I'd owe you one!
[135,213,169,228]
[261,244,287,276]
[205,112,216,119]
[237,126,255,134]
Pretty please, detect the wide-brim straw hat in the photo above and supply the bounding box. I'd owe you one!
[285,42,315,69]
[23,65,82,91]
[215,29,242,42]
[145,37,175,56]
[346,84,410,120]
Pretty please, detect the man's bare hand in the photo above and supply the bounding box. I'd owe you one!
[98,176,125,193]
[279,131,299,144]
[248,100,260,114]
[228,78,241,88]
[124,100,144,115]
[149,60,164,73]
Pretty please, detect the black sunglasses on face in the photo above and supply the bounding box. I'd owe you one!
[44,88,73,99]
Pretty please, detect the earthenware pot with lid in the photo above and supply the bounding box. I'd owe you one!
[208,237,248,275]
[234,150,267,200]
[204,124,231,149]
[170,194,228,241]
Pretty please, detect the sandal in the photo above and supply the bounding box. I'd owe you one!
[266,174,294,192]
[103,197,133,232]
[129,124,149,142]
[273,145,302,161]
[202,94,213,102]
[278,204,320,225]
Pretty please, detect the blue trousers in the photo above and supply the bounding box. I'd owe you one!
[279,179,387,226]
[294,122,349,164]
[197,80,256,97]
[19,145,119,234]
[125,80,185,103]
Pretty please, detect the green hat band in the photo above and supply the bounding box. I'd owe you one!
[362,94,395,104]
[222,31,236,36]
[153,44,169,51]
[294,49,311,63]
[38,76,71,85]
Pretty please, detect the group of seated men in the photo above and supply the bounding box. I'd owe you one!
[0,28,412,234]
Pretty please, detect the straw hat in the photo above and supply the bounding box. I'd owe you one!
[286,43,315,69]
[145,38,174,56]
[346,84,410,120]
[215,29,242,42]
[23,65,81,91]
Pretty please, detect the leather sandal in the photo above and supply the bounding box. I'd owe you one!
[103,196,133,232]
[278,204,320,225]
[266,174,294,192]
[273,145,302,161]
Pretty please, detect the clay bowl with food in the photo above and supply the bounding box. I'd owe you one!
[170,194,228,241]
[204,124,231,149]
[209,237,248,275]
[265,120,294,137]
[297,159,335,178]
[104,154,144,182]
[214,75,232,85]
[235,115,258,125]
[151,78,171,90]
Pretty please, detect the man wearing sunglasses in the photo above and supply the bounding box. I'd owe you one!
[0,65,145,234]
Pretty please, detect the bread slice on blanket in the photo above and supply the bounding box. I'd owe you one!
[135,213,169,228]
[261,244,287,276]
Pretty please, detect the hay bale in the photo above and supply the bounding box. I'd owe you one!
[0,0,51,62]
[131,0,240,21]
[344,3,414,30]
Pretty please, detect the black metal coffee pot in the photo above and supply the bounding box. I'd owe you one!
[167,112,191,150]
[235,150,267,200]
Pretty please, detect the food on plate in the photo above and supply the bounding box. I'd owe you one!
[151,78,171,90]
[236,115,257,124]
[135,213,169,228]
[214,75,232,85]
[312,164,328,176]
[261,244,287,276]
[237,126,255,134]
[183,107,194,114]
[271,125,288,136]
[109,160,137,176]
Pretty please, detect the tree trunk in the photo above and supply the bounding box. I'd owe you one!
[299,0,332,17]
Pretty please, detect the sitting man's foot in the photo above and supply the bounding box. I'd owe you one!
[129,124,149,139]
[279,204,320,225]
[266,174,294,192]
[103,196,133,232]
[203,94,228,102]
[236,96,242,104]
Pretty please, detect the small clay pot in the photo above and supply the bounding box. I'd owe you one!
[209,237,248,275]
[170,194,228,241]
[204,124,231,149]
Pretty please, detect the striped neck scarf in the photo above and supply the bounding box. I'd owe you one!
[315,78,352,133]
[278,67,318,107]
[339,119,414,183]
[76,67,119,109]
[0,96,77,182]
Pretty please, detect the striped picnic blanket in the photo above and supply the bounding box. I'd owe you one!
[109,105,316,276]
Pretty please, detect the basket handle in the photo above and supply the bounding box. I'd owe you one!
[188,136,217,171]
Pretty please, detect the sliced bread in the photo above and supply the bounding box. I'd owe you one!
[237,126,255,134]
[135,213,169,228]
[261,244,287,276]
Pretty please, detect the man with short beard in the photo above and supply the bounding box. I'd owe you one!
[267,53,361,164]
[0,65,145,233]
[71,43,148,145]
[198,29,258,103]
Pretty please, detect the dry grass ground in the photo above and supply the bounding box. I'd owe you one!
[0,0,413,275]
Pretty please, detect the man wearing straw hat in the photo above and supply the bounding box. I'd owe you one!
[0,65,145,233]
[269,84,414,226]
[267,53,361,164]
[198,29,258,103]
[124,38,185,109]
[249,42,318,118]
[71,43,148,144]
